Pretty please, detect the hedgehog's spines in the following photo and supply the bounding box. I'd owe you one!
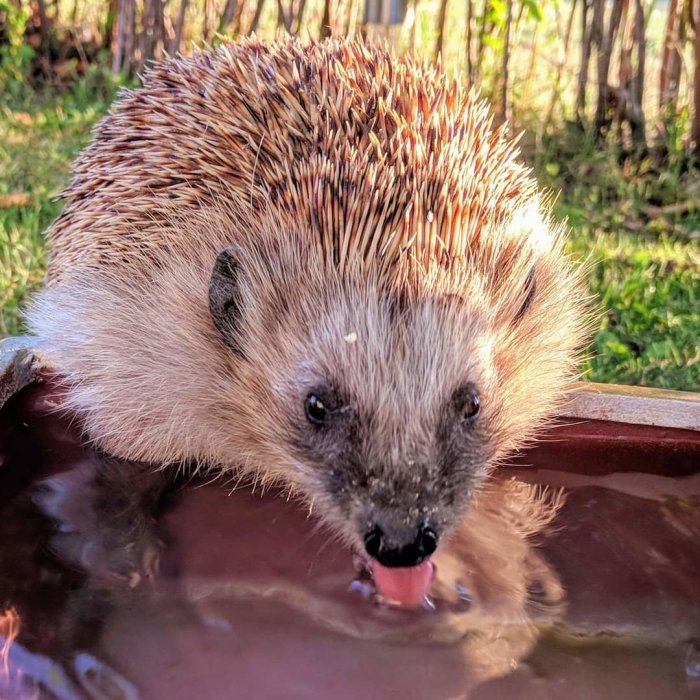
[44,38,540,289]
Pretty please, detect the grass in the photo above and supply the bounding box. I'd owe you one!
[0,69,698,392]
[531,126,700,392]
[569,227,698,390]
[0,68,123,336]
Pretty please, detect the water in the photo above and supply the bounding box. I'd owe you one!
[1,382,699,699]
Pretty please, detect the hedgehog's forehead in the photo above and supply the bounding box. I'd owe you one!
[297,284,493,412]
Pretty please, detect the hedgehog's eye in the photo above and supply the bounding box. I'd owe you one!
[462,393,480,423]
[305,393,327,425]
[452,385,480,425]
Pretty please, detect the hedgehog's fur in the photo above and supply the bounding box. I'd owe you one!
[27,38,590,557]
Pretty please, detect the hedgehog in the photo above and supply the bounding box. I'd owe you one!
[26,38,589,604]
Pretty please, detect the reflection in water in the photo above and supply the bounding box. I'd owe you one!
[0,379,699,699]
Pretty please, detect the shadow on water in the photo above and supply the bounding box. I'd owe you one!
[0,361,699,698]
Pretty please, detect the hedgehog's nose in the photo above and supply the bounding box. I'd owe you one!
[363,523,438,568]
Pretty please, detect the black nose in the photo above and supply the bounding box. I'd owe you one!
[363,523,439,568]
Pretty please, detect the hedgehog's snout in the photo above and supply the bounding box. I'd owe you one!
[362,521,439,568]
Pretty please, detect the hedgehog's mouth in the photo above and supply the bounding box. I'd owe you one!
[351,524,439,608]
[368,558,435,608]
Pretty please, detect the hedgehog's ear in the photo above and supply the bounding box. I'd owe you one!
[512,266,537,325]
[209,247,244,354]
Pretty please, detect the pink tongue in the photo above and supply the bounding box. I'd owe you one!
[371,560,434,608]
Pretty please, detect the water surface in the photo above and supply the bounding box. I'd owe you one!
[1,382,699,699]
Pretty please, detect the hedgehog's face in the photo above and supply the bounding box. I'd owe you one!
[210,246,508,573]
[292,374,491,571]
[284,296,503,573]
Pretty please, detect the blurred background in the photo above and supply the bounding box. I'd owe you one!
[0,0,698,390]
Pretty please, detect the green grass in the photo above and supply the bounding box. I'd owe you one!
[1,74,698,392]
[570,227,698,390]
[532,126,700,392]
[0,69,123,335]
